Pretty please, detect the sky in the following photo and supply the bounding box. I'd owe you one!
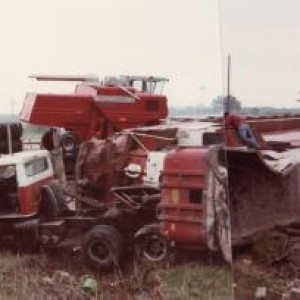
[220,0,300,107]
[0,1,299,114]
[0,0,222,114]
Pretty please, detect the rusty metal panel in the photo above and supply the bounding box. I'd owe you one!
[227,150,300,243]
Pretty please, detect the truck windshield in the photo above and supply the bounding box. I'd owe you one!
[131,79,166,94]
[146,81,165,94]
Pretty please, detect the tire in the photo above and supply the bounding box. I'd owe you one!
[82,225,123,271]
[39,182,69,218]
[134,229,169,264]
[60,132,78,153]
[60,133,79,175]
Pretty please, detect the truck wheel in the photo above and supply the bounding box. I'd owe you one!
[82,225,123,270]
[60,132,78,153]
[135,231,168,263]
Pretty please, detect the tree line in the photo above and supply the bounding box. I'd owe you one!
[170,95,300,117]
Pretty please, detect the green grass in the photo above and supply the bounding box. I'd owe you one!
[0,251,95,299]
[161,262,233,300]
[0,249,234,300]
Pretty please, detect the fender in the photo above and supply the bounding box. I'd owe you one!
[133,223,159,241]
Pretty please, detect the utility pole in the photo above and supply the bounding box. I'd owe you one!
[226,55,231,113]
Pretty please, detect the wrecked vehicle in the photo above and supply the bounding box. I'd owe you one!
[73,122,233,263]
[18,73,300,266]
[126,116,300,265]
[0,150,59,234]
[14,110,300,270]
[20,75,169,141]
[0,147,162,270]
[12,115,300,269]
[20,75,169,176]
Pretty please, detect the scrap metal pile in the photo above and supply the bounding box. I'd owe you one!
[0,74,299,271]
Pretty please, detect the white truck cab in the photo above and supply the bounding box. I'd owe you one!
[0,150,54,215]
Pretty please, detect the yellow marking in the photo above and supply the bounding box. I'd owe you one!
[171,189,180,204]
[171,223,176,231]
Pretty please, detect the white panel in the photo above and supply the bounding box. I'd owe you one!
[178,127,204,146]
[95,95,135,103]
[144,152,167,185]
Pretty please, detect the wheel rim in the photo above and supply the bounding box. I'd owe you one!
[89,241,111,262]
[63,139,75,152]
[142,234,167,262]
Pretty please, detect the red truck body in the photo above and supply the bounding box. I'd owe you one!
[159,148,209,248]
[20,76,168,141]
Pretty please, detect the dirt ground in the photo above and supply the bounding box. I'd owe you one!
[233,229,300,300]
[6,225,300,299]
[233,252,284,300]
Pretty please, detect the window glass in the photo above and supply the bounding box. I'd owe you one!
[132,80,143,92]
[153,81,164,94]
[0,165,16,179]
[25,157,48,177]
[189,189,203,204]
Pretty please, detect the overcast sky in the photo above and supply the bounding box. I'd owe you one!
[0,0,221,114]
[221,0,300,107]
[0,1,299,114]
